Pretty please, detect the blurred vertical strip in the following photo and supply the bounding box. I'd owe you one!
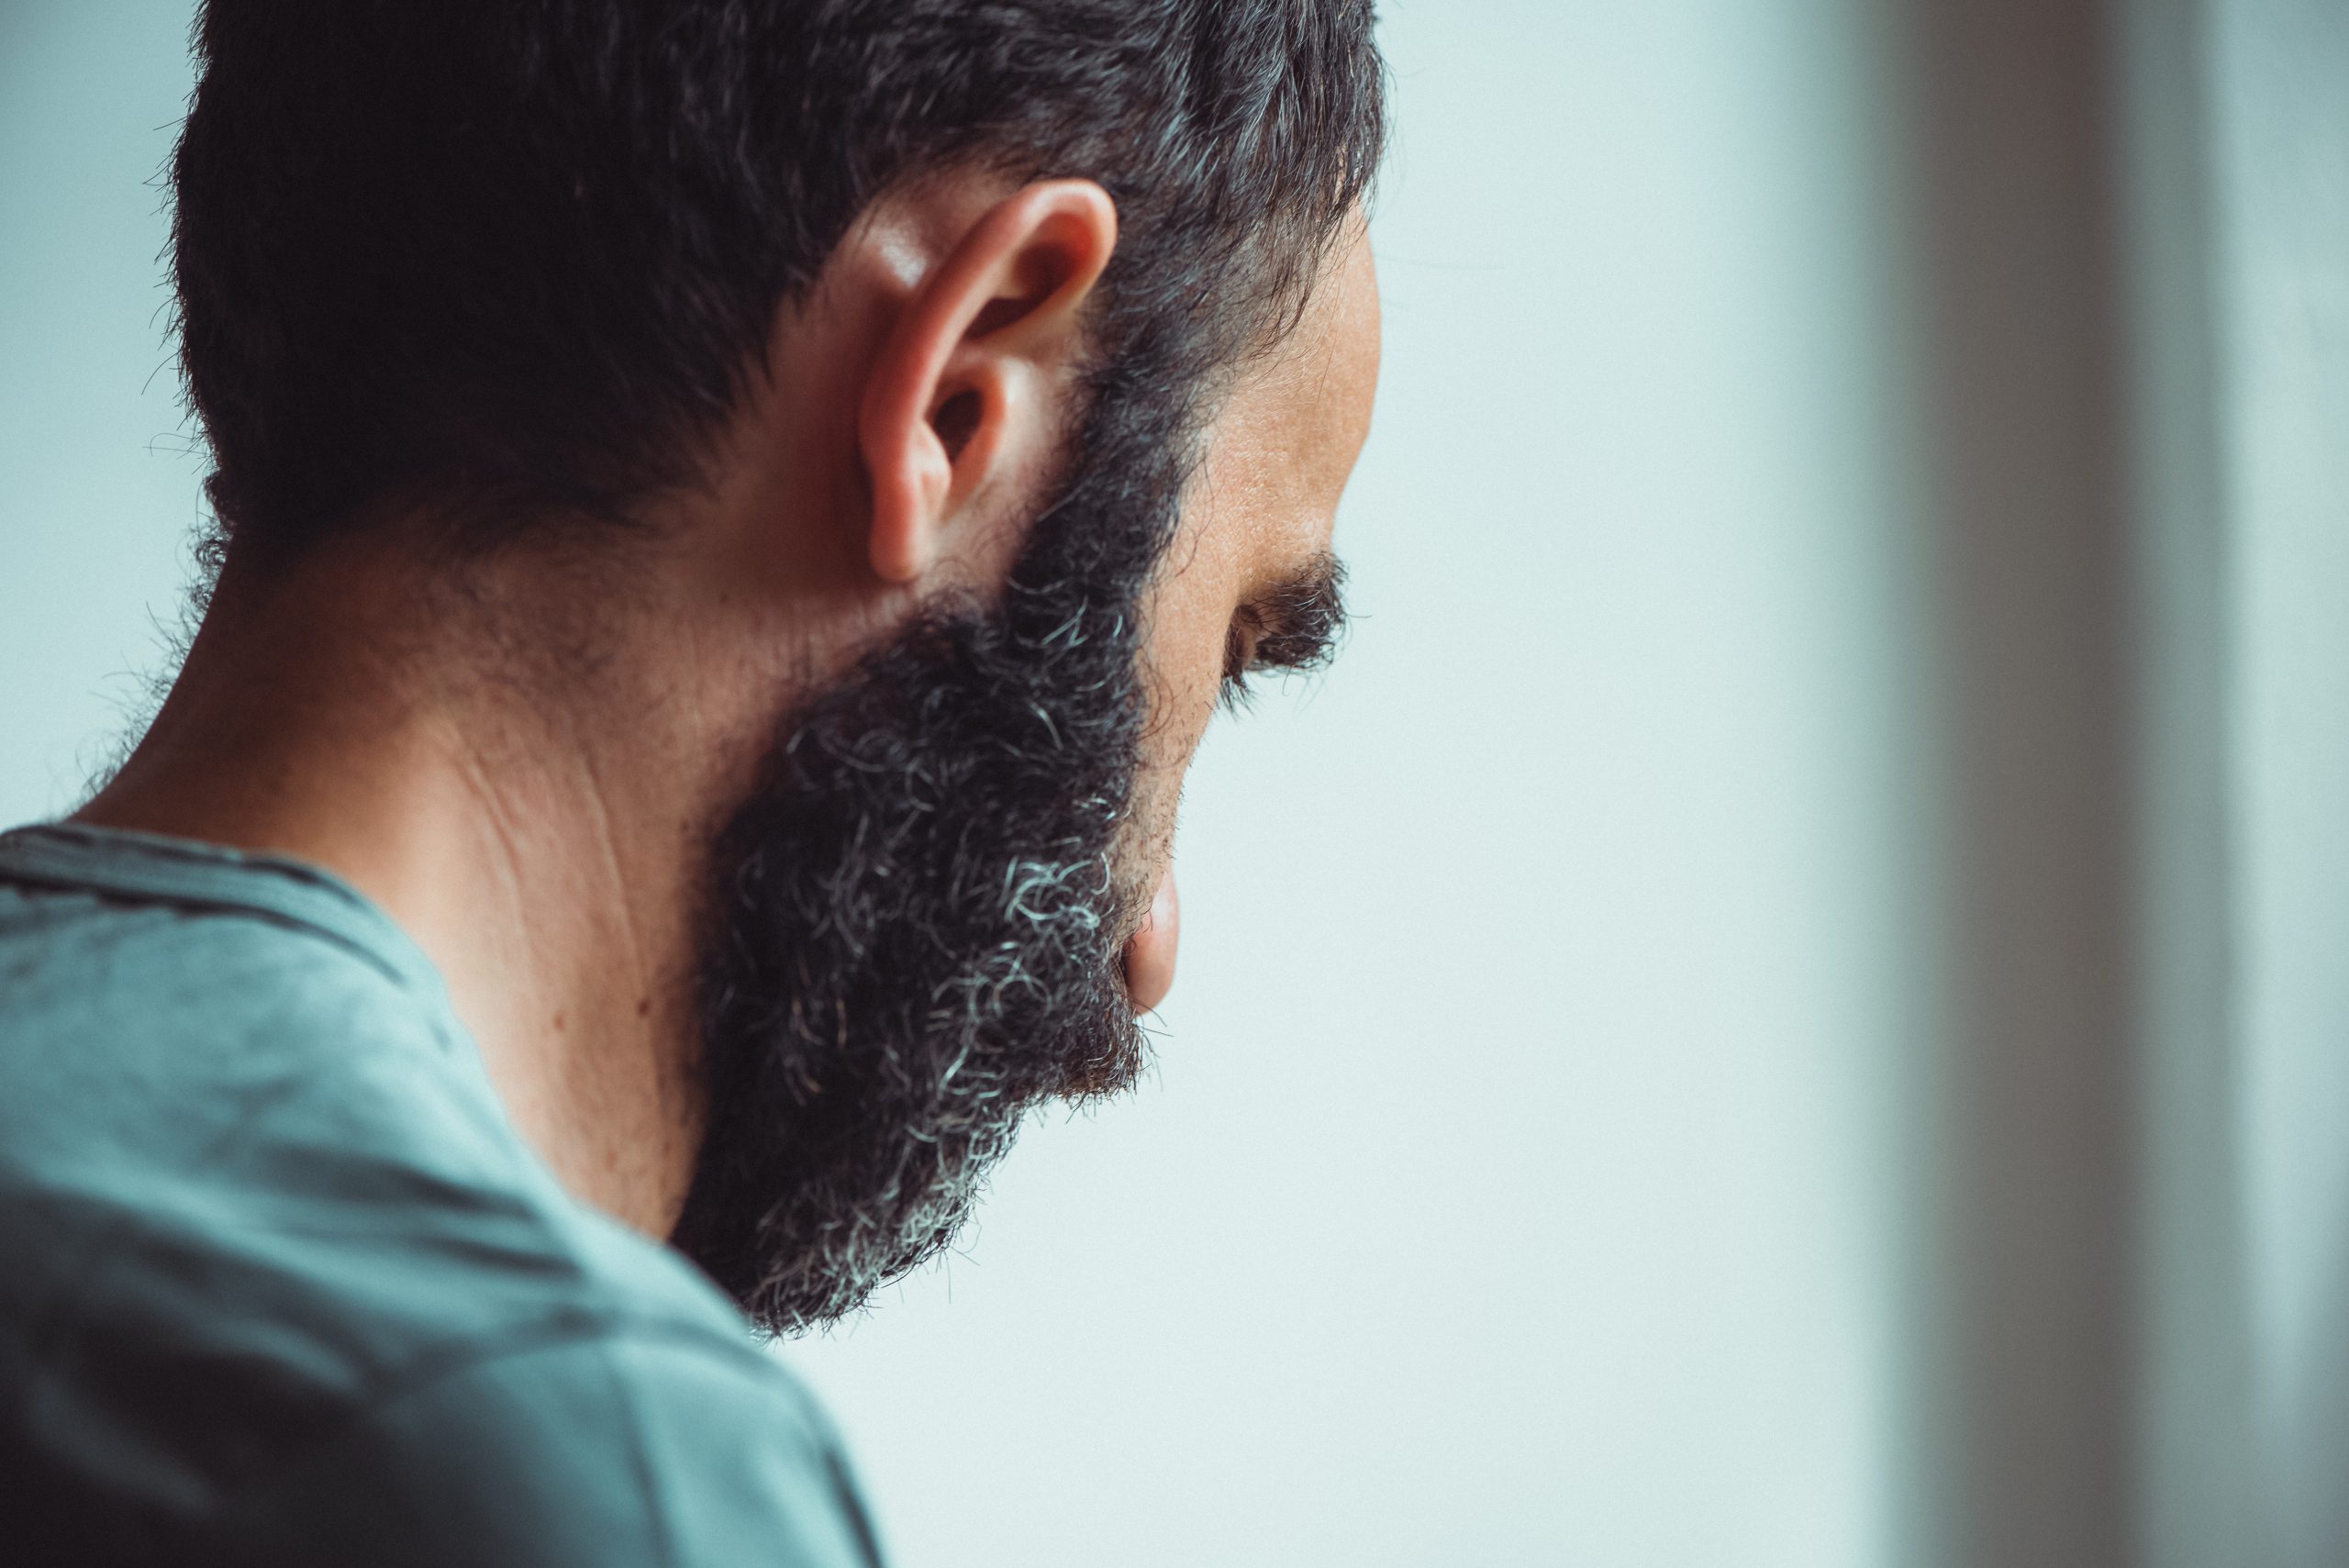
[1891,0,2349,1562]
[1888,0,2138,1563]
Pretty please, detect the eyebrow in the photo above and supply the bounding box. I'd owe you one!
[1221,550,1351,706]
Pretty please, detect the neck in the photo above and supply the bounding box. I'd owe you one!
[79,539,727,1237]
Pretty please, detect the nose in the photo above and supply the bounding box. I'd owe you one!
[1121,867,1180,1012]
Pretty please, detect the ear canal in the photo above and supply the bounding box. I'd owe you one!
[931,389,984,463]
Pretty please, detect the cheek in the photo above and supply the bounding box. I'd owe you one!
[1136,610,1229,793]
[1120,581,1234,884]
[1130,632,1219,851]
[1135,548,1241,761]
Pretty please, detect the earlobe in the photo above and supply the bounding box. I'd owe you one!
[857,181,1119,585]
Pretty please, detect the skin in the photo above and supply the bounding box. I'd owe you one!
[80,173,1381,1240]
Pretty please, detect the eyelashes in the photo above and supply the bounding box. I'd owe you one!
[1219,553,1350,710]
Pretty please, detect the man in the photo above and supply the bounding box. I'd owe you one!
[0,2,1385,1562]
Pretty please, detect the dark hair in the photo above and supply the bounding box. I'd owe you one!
[170,0,1386,562]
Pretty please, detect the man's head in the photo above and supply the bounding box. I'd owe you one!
[169,1,1386,1332]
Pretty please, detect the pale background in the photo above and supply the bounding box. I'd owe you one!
[3,2,2343,1565]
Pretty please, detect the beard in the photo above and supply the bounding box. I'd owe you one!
[669,368,1190,1336]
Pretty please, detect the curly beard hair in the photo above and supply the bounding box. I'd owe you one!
[671,353,1192,1336]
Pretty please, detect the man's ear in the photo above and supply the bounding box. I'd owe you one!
[858,180,1119,584]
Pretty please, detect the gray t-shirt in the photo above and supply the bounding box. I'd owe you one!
[0,823,884,1566]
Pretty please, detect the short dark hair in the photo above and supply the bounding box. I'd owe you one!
[170,0,1386,562]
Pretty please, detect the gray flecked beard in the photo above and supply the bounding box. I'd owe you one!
[671,374,1190,1336]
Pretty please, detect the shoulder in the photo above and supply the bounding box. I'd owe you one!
[207,1326,885,1567]
[0,876,484,1337]
[8,1312,883,1567]
[0,866,462,1184]
[0,876,505,1329]
[0,862,870,1562]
